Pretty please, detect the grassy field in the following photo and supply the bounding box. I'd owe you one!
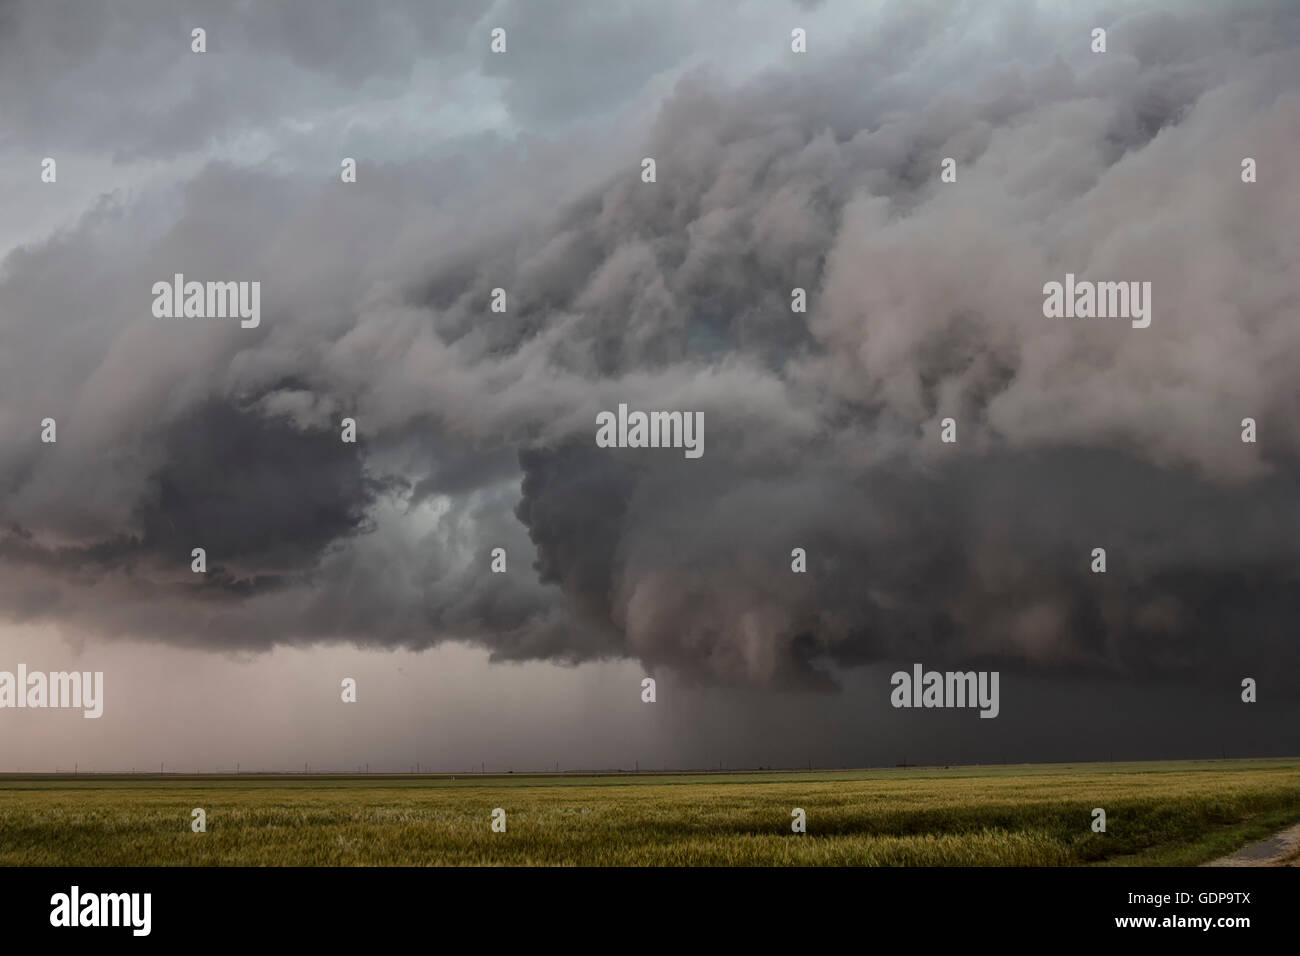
[2,758,1299,866]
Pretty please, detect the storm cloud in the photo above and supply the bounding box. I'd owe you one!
[1,0,1298,694]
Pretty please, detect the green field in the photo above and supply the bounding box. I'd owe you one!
[2,758,1299,866]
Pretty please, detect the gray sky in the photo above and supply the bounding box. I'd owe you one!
[1,0,1298,771]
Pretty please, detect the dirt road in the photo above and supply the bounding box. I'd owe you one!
[1204,822,1300,866]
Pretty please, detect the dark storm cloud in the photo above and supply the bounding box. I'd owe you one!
[1,0,1298,694]
[135,400,377,571]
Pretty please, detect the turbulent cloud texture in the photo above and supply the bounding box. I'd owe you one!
[1,0,1298,691]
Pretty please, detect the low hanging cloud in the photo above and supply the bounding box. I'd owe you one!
[1,0,1298,692]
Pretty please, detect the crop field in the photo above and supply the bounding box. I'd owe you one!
[2,758,1299,866]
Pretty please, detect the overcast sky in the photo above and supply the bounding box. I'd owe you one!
[1,0,1298,772]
